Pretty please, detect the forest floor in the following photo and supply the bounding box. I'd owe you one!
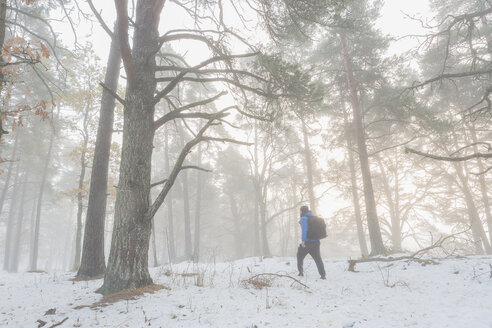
[1,255,492,327]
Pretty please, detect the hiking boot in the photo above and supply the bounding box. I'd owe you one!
[320,275,326,280]
[298,272,304,277]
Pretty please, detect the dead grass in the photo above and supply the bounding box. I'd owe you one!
[74,284,170,310]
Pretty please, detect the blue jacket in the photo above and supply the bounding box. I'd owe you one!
[300,211,319,242]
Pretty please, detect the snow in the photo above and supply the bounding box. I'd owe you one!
[1,256,492,327]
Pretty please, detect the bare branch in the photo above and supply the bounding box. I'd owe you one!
[411,69,492,89]
[154,53,258,103]
[405,147,492,161]
[114,0,136,89]
[99,82,126,106]
[87,0,114,39]
[154,91,227,130]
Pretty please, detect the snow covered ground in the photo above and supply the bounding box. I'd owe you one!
[1,255,492,327]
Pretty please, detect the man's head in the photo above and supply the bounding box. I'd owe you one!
[300,205,309,216]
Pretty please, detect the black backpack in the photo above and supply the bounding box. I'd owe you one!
[306,216,327,240]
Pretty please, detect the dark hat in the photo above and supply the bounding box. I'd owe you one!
[300,205,309,215]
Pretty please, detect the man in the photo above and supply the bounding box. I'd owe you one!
[297,205,326,279]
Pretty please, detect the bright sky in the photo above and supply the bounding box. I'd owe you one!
[69,1,432,65]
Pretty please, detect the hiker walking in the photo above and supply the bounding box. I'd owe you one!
[297,205,326,279]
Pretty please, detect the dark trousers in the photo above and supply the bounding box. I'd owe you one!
[297,241,325,277]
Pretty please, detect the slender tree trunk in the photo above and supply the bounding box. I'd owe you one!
[3,162,20,271]
[30,127,55,271]
[229,194,243,259]
[73,117,89,270]
[291,172,299,253]
[252,124,260,256]
[469,123,492,242]
[28,197,36,267]
[178,126,192,260]
[346,134,369,257]
[253,195,260,256]
[259,196,271,256]
[455,162,492,254]
[151,217,158,266]
[164,124,175,261]
[342,98,369,257]
[0,0,8,138]
[339,31,386,255]
[78,25,121,278]
[301,119,316,212]
[98,2,163,294]
[0,132,18,216]
[193,144,203,262]
[10,169,29,272]
[375,154,401,252]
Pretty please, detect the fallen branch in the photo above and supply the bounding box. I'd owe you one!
[347,230,468,272]
[48,317,68,328]
[242,273,309,289]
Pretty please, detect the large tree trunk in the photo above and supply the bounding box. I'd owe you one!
[30,127,55,271]
[339,31,386,256]
[164,124,175,261]
[0,132,18,216]
[301,119,316,212]
[454,162,492,254]
[3,162,20,271]
[77,26,121,278]
[98,1,162,295]
[10,169,29,272]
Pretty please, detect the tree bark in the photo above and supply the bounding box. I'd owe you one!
[339,31,386,255]
[3,162,20,271]
[77,25,121,278]
[98,1,164,294]
[30,126,55,271]
[10,169,29,272]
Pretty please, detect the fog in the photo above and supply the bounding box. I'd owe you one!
[0,0,490,287]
